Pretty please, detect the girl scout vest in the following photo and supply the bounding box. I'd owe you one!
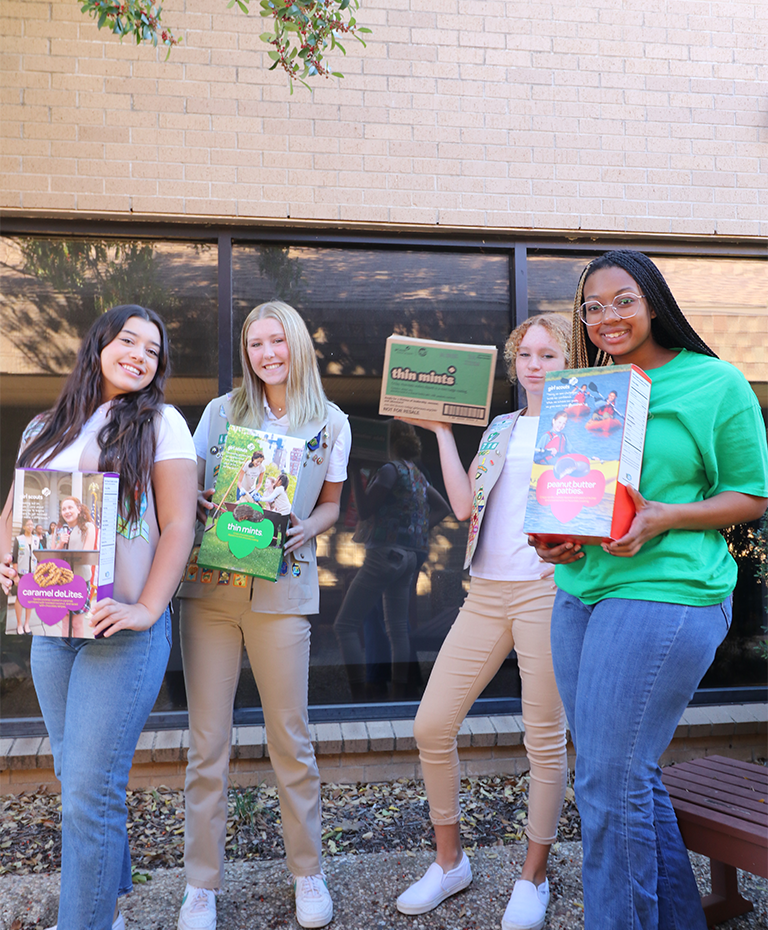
[177,395,349,616]
[464,409,523,569]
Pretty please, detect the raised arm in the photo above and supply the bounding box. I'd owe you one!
[398,419,476,522]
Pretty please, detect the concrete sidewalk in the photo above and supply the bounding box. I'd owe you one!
[2,844,767,930]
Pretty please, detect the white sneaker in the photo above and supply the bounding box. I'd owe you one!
[501,878,550,930]
[47,913,125,930]
[294,872,334,928]
[396,852,473,915]
[177,883,217,930]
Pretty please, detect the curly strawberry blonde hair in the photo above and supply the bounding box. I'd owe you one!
[503,312,571,383]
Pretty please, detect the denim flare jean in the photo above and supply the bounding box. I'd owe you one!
[551,591,731,930]
[31,608,172,930]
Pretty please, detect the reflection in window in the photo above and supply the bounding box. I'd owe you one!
[652,256,767,393]
[0,237,218,402]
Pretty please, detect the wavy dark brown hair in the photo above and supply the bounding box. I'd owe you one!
[572,250,717,368]
[17,305,170,524]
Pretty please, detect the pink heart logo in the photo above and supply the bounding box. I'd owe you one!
[535,468,607,524]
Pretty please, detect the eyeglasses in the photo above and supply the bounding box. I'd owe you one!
[578,293,645,326]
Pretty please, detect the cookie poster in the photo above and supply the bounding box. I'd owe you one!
[9,468,119,638]
[523,365,651,545]
[197,425,305,582]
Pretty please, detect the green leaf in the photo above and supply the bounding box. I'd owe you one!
[259,31,275,40]
[331,71,344,78]
[267,49,280,59]
[236,0,249,11]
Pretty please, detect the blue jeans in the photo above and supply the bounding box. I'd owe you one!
[551,591,731,930]
[334,545,418,687]
[31,609,172,930]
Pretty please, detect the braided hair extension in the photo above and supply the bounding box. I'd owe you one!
[571,250,718,369]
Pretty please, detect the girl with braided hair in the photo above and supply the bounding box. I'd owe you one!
[532,250,768,930]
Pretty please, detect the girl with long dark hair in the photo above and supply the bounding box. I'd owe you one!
[533,250,768,929]
[1,305,197,930]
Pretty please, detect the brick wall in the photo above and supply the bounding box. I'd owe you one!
[1,0,766,235]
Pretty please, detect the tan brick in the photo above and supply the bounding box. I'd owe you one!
[130,196,185,214]
[21,191,76,209]
[75,192,130,211]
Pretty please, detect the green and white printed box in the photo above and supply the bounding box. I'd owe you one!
[378,335,498,426]
[197,425,305,582]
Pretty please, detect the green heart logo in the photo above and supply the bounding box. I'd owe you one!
[216,510,274,558]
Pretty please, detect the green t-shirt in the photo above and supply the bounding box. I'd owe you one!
[556,350,768,606]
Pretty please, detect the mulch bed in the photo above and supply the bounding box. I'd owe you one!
[1,775,580,877]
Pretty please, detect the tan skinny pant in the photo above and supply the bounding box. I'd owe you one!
[413,575,567,845]
[180,588,322,888]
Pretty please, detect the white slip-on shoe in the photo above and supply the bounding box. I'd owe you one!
[501,878,550,930]
[396,852,473,915]
[294,872,334,928]
[177,883,217,930]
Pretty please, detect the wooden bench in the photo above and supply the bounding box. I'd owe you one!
[662,755,768,927]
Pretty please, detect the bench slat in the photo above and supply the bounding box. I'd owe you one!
[665,757,768,784]
[693,756,767,777]
[663,773,768,820]
[666,763,768,792]
[666,757,768,789]
[664,793,768,846]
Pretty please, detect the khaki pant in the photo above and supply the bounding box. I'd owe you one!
[413,575,567,845]
[180,588,322,888]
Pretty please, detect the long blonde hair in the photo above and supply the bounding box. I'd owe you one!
[229,300,328,429]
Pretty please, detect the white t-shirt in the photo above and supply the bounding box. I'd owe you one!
[470,415,542,582]
[193,396,351,485]
[239,461,265,494]
[42,403,196,471]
